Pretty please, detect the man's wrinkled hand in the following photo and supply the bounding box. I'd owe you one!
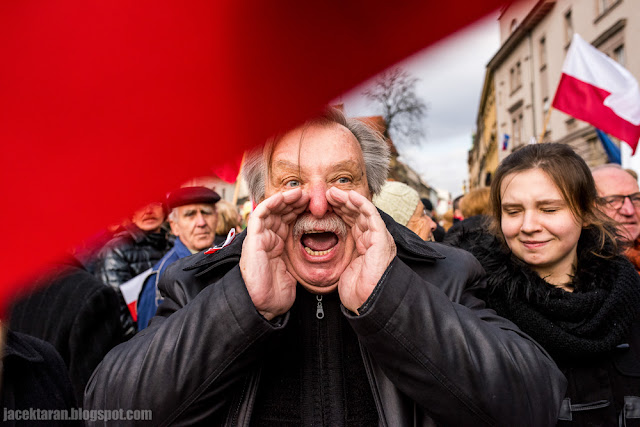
[240,188,309,320]
[326,187,396,314]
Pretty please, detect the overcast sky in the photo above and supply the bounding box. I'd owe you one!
[334,12,501,198]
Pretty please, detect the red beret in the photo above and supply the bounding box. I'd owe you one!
[166,186,221,209]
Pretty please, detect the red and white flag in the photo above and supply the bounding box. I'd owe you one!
[552,33,640,153]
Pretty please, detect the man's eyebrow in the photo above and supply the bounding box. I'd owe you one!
[271,160,299,172]
[271,159,360,172]
[331,160,360,170]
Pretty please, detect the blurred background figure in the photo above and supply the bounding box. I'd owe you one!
[421,198,445,242]
[95,201,171,289]
[441,209,454,231]
[9,255,131,403]
[373,181,437,241]
[444,187,491,246]
[215,200,243,246]
[240,200,253,230]
[1,321,81,426]
[592,164,640,273]
[137,187,220,331]
[452,195,464,224]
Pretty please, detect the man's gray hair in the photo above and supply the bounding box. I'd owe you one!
[242,107,390,202]
[168,208,179,223]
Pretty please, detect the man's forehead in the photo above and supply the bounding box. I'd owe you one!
[178,203,216,212]
[270,123,363,163]
[594,168,639,194]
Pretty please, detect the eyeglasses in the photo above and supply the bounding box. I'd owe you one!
[599,192,640,210]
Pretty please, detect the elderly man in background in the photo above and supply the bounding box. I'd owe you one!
[373,181,437,241]
[136,186,220,331]
[593,164,640,272]
[86,107,565,426]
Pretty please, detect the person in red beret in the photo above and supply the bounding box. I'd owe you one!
[136,186,220,330]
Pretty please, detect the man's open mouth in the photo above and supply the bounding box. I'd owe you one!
[301,230,339,256]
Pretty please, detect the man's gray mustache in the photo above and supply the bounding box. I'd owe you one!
[293,213,348,240]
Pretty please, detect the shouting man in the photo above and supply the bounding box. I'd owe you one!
[86,107,565,425]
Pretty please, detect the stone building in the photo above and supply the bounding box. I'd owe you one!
[469,68,498,190]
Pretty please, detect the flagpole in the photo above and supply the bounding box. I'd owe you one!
[232,152,246,206]
[538,106,553,143]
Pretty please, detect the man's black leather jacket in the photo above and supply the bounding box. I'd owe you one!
[86,212,566,426]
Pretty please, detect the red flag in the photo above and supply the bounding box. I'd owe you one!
[552,34,640,153]
[0,1,504,317]
[212,152,245,184]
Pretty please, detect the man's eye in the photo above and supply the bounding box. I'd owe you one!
[285,180,300,188]
[337,177,351,184]
[542,208,558,213]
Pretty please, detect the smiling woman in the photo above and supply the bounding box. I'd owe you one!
[446,143,640,425]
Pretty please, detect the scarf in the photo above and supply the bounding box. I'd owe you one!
[461,227,640,361]
[625,236,640,274]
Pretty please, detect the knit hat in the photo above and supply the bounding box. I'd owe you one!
[372,181,420,226]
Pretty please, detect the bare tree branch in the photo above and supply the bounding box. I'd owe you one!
[363,67,428,145]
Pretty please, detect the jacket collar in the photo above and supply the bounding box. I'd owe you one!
[173,237,195,259]
[183,208,444,272]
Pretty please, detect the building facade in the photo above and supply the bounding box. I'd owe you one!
[469,69,498,190]
[472,0,638,183]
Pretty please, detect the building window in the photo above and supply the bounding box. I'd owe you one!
[511,109,524,146]
[613,44,625,67]
[564,10,573,44]
[598,28,625,68]
[510,68,515,92]
[539,36,548,115]
[510,61,522,93]
[539,37,547,68]
[596,0,617,16]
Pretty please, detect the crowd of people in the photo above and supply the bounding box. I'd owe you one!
[2,106,639,425]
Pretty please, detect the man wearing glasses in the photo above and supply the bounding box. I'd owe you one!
[593,164,640,271]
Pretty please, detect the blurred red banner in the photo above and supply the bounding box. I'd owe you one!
[0,0,504,315]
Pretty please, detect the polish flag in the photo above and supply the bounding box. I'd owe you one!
[552,34,640,153]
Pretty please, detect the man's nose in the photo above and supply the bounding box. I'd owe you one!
[428,216,437,233]
[307,182,332,218]
[619,196,636,216]
[195,212,207,226]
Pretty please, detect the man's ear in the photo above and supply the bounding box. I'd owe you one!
[169,220,180,237]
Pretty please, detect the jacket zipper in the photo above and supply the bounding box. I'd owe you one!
[316,295,325,319]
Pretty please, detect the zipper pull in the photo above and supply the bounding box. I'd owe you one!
[316,295,324,320]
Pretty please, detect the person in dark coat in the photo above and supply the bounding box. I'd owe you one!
[9,256,131,403]
[96,201,171,289]
[86,107,566,426]
[1,327,81,426]
[444,186,491,247]
[448,143,640,425]
[420,197,445,242]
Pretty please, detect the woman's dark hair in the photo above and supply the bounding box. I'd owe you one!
[489,143,619,257]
